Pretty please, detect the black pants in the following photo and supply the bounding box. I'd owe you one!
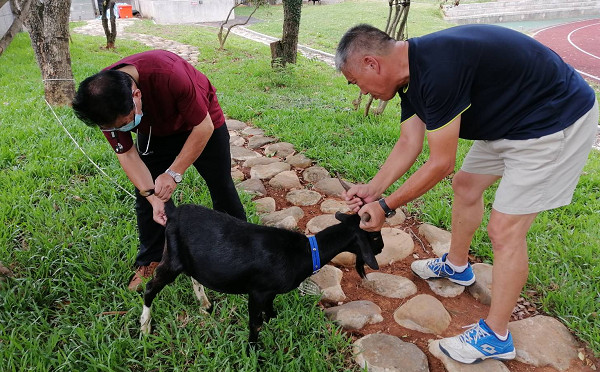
[134,124,246,266]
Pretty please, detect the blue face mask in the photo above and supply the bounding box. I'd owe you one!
[118,100,143,132]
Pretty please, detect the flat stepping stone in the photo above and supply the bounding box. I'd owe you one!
[268,170,301,189]
[313,177,346,197]
[231,167,244,182]
[271,216,297,230]
[331,251,356,267]
[394,294,451,335]
[426,279,465,298]
[377,228,414,267]
[236,178,266,196]
[243,157,279,168]
[468,263,493,305]
[286,189,322,206]
[225,119,247,131]
[247,136,276,149]
[229,134,245,146]
[306,214,339,234]
[264,142,295,158]
[320,199,350,214]
[242,127,264,136]
[361,272,417,299]
[429,339,510,372]
[386,208,406,225]
[285,153,313,168]
[230,145,261,161]
[310,265,345,302]
[260,207,304,226]
[509,315,581,371]
[418,223,451,257]
[302,166,330,183]
[250,162,290,180]
[354,334,429,372]
[253,197,276,214]
[324,300,383,330]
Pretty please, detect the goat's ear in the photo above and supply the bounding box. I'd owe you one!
[356,233,379,271]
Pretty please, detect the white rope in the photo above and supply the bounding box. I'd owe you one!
[44,98,136,200]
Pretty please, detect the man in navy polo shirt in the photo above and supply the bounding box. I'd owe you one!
[336,24,597,363]
[73,50,246,291]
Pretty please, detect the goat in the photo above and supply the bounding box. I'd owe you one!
[140,205,383,345]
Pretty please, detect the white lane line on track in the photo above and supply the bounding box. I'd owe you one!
[567,22,600,60]
[576,69,600,82]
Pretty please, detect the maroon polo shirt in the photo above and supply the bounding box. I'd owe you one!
[102,50,225,153]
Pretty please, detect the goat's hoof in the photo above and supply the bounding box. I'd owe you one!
[200,304,214,315]
[140,319,152,334]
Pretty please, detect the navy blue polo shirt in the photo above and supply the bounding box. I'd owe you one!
[399,24,595,140]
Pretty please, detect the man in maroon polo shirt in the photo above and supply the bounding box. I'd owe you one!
[73,50,246,291]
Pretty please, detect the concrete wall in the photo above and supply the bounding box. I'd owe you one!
[70,0,98,22]
[0,2,13,37]
[138,0,235,24]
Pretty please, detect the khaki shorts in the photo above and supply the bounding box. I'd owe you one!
[461,99,599,215]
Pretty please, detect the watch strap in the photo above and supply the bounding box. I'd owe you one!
[140,189,155,197]
[378,198,396,217]
[165,168,182,183]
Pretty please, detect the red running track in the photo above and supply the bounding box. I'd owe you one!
[533,18,600,83]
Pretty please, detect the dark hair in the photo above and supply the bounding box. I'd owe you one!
[72,70,135,127]
[335,24,395,71]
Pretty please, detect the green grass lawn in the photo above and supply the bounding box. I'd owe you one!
[1,1,599,370]
[235,0,450,53]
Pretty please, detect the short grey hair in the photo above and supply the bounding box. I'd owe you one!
[335,24,395,71]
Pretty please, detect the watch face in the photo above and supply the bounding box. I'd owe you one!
[174,174,182,183]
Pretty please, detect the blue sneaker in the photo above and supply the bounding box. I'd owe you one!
[410,253,475,286]
[439,319,516,364]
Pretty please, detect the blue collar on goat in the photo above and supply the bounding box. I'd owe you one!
[308,236,321,273]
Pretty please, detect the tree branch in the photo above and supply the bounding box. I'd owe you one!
[0,0,33,57]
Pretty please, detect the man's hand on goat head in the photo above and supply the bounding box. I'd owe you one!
[343,183,379,213]
[154,173,177,202]
[358,201,385,232]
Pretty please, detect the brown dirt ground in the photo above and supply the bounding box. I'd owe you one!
[239,159,599,372]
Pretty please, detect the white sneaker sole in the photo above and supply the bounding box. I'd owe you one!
[439,344,516,364]
[410,267,475,286]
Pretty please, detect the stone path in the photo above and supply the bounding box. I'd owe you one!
[71,19,598,372]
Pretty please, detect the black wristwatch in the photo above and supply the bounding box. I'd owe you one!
[140,189,155,197]
[378,198,396,218]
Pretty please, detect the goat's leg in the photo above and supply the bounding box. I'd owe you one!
[141,264,180,334]
[191,278,212,313]
[247,292,268,347]
[263,293,277,323]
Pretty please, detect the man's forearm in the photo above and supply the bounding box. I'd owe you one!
[370,136,423,195]
[168,115,214,175]
[117,146,155,191]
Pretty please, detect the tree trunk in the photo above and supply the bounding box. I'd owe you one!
[101,0,116,48]
[26,0,76,106]
[270,0,301,66]
[0,0,33,57]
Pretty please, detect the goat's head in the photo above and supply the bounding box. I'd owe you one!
[334,212,383,278]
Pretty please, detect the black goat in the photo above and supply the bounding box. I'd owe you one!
[140,204,383,345]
